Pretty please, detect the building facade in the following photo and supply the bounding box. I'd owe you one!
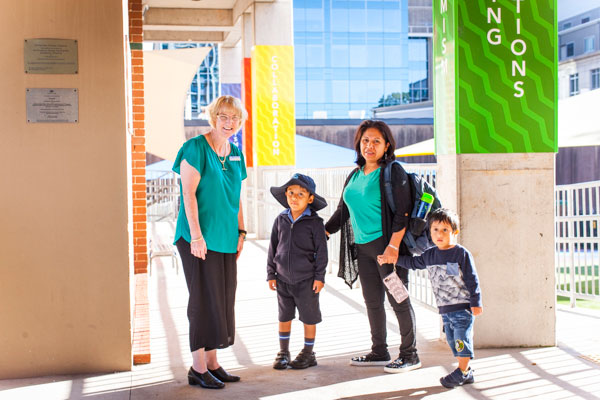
[293,0,432,119]
[558,7,600,99]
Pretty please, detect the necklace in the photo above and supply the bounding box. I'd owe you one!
[207,132,228,171]
[217,155,227,171]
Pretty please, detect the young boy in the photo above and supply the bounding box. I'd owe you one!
[392,208,482,388]
[267,173,328,370]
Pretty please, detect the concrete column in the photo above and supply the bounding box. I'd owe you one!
[437,153,556,347]
[433,0,557,347]
[254,0,293,46]
[220,44,243,97]
[0,0,132,378]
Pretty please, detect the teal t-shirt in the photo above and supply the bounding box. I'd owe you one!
[343,167,383,244]
[172,135,247,253]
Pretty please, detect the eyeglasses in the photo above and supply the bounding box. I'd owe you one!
[217,114,241,123]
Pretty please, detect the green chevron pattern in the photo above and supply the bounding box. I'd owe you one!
[434,0,557,154]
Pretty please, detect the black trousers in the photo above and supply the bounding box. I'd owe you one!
[176,238,237,352]
[356,236,418,359]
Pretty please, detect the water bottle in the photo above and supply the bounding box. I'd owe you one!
[416,193,434,219]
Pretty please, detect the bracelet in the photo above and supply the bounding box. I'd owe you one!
[238,229,247,236]
[191,236,203,243]
[387,244,398,251]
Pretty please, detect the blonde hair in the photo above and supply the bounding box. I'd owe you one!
[205,95,248,128]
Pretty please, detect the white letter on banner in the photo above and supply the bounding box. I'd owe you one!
[514,81,524,97]
[511,39,526,56]
[487,8,501,24]
[512,60,526,77]
[440,0,447,13]
[487,28,501,45]
[442,37,447,54]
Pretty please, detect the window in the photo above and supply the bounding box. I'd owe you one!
[563,22,572,29]
[566,42,575,57]
[569,73,579,96]
[584,36,595,53]
[582,17,590,24]
[592,69,600,90]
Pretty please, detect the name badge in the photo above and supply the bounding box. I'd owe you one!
[229,156,241,161]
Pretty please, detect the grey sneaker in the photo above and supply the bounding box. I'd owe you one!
[383,356,422,373]
[440,367,474,388]
[350,351,391,366]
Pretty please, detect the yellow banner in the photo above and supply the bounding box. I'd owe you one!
[251,45,295,166]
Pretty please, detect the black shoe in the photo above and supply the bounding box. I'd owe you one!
[289,349,317,369]
[187,367,225,389]
[273,350,291,369]
[209,366,240,382]
[350,351,391,366]
[383,355,422,373]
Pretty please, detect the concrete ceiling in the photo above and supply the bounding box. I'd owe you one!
[142,0,273,46]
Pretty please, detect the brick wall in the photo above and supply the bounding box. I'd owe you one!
[129,0,147,274]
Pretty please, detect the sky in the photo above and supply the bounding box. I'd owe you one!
[558,0,600,21]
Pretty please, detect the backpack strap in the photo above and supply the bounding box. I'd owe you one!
[383,160,398,214]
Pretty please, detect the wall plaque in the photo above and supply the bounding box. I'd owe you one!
[26,88,79,123]
[24,39,78,74]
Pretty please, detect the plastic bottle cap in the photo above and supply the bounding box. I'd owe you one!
[421,192,434,204]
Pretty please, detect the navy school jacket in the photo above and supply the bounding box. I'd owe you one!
[266,209,328,285]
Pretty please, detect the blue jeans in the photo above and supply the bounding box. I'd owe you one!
[442,309,475,358]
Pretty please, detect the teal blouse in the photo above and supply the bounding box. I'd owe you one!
[173,135,247,253]
[343,167,383,244]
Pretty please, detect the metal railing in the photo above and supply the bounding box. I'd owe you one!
[145,165,600,309]
[246,164,439,309]
[147,171,180,221]
[555,180,600,306]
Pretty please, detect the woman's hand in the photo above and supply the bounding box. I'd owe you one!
[191,237,207,260]
[471,306,483,316]
[236,235,245,260]
[268,279,277,291]
[313,280,324,294]
[377,244,399,266]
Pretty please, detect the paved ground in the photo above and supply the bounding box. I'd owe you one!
[1,223,600,400]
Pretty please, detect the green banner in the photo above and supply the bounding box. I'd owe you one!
[434,0,557,154]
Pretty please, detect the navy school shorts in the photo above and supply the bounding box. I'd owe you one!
[276,278,322,325]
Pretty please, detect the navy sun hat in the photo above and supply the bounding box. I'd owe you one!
[270,173,327,211]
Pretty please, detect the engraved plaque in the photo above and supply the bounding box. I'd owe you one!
[24,39,78,74]
[26,88,79,123]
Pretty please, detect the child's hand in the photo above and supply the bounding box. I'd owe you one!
[471,306,482,316]
[268,280,277,291]
[313,280,324,293]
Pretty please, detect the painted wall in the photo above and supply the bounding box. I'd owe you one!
[0,0,132,378]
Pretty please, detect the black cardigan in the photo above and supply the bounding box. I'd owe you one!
[324,161,413,287]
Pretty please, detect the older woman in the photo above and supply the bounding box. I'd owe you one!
[325,120,421,373]
[173,95,248,389]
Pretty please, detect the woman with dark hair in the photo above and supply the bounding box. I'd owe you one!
[325,120,421,373]
[173,95,248,389]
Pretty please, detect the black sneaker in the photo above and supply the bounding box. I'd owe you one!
[350,351,391,366]
[440,367,474,388]
[273,350,291,370]
[289,349,317,369]
[383,355,422,373]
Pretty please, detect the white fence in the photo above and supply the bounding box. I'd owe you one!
[555,180,600,306]
[245,164,439,309]
[147,171,180,221]
[145,166,600,309]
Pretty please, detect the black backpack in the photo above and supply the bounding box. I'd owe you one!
[383,160,442,256]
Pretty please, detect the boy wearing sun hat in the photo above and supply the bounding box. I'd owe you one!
[267,173,328,370]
